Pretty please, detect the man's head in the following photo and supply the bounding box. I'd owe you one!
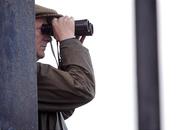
[35,4,62,60]
[35,17,50,59]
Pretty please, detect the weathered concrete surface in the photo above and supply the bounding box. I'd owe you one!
[0,0,38,130]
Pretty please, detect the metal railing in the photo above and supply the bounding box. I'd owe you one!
[135,0,161,130]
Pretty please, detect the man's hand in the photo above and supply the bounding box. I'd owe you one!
[52,16,75,42]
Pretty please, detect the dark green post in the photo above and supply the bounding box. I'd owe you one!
[0,0,38,130]
[135,0,161,130]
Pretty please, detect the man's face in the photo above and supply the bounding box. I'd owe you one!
[35,18,51,60]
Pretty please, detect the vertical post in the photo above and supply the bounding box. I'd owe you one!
[135,0,161,130]
[0,0,38,130]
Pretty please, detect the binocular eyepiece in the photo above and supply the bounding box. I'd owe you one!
[41,19,93,36]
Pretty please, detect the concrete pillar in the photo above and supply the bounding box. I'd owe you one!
[135,0,161,130]
[0,0,38,130]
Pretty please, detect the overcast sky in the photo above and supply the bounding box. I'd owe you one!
[36,0,180,130]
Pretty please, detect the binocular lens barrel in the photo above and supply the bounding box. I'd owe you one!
[75,19,93,36]
[41,19,93,36]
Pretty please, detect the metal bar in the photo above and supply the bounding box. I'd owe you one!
[135,0,161,130]
[0,0,38,130]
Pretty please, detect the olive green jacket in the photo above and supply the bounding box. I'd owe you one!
[37,38,95,130]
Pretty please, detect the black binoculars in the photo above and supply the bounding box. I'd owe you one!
[41,19,93,36]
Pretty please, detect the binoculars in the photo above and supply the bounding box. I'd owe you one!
[41,19,94,36]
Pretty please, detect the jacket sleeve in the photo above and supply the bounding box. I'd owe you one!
[37,38,95,112]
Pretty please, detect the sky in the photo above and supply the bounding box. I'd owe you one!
[36,0,180,130]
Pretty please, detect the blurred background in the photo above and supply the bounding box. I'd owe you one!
[36,0,180,130]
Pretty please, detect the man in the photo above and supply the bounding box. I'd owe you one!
[35,4,95,130]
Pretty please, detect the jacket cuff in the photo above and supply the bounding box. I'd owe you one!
[60,38,92,70]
